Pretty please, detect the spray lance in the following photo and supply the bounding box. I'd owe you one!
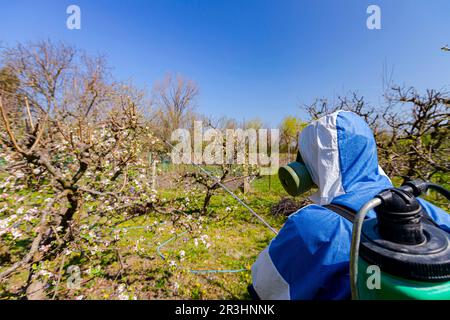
[279,153,450,300]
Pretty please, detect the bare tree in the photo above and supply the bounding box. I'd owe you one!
[301,88,449,185]
[381,86,449,182]
[152,74,199,141]
[0,41,161,294]
[303,93,380,129]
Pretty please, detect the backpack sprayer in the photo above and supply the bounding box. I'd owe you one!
[279,154,450,300]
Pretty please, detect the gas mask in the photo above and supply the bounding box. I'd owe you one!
[278,151,315,197]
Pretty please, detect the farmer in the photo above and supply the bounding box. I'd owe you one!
[249,111,450,300]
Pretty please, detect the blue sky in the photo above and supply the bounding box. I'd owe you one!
[1,0,450,125]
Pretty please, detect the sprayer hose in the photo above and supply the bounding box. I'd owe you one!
[349,198,382,300]
[427,183,450,200]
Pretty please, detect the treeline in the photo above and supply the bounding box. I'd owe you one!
[149,70,449,186]
[1,41,449,184]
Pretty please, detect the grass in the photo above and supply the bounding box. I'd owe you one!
[104,174,288,300]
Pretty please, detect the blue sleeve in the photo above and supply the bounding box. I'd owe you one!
[417,198,450,233]
[268,205,353,300]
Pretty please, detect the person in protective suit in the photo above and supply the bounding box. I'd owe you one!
[249,110,450,300]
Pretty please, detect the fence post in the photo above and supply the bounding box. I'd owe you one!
[152,156,157,190]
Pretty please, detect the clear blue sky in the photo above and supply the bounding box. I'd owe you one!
[1,0,450,125]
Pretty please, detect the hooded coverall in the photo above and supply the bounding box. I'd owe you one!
[250,111,450,300]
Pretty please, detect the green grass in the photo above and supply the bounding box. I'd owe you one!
[102,175,288,299]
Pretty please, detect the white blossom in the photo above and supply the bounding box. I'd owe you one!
[11,228,23,239]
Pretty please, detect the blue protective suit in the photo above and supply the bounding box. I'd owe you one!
[250,111,450,300]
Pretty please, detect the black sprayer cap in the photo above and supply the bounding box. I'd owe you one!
[360,188,450,282]
[375,188,425,245]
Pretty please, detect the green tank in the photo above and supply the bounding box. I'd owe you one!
[357,259,450,300]
[355,186,450,300]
